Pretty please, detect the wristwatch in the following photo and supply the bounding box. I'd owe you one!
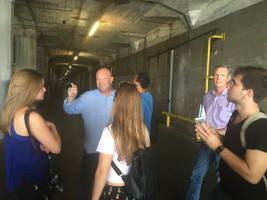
[215,145,225,155]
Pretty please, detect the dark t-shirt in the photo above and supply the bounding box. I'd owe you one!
[219,111,267,199]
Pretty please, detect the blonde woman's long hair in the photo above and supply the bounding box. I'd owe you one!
[108,82,148,165]
[0,68,43,134]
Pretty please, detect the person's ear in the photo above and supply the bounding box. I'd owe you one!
[227,75,231,82]
[242,89,253,99]
[246,89,254,98]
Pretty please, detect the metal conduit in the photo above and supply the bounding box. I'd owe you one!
[168,50,174,113]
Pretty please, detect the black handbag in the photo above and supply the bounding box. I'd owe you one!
[111,148,160,200]
[24,109,64,200]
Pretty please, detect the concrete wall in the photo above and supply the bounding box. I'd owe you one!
[111,0,267,131]
[188,0,267,113]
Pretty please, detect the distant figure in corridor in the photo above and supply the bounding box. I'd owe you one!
[186,65,236,200]
[92,82,150,200]
[63,68,115,200]
[0,68,61,199]
[196,66,267,199]
[133,73,153,135]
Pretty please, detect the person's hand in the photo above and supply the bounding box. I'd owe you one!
[40,144,49,154]
[205,125,216,134]
[196,123,222,150]
[67,83,77,103]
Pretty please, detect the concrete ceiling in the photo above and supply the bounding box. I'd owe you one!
[14,0,262,74]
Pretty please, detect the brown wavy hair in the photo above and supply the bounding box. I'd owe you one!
[108,82,148,165]
[0,68,43,134]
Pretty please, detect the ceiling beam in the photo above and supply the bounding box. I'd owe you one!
[132,0,191,29]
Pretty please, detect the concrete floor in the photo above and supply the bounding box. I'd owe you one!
[0,86,216,200]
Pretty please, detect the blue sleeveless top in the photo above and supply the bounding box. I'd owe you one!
[4,119,49,192]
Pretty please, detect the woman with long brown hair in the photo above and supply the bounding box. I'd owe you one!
[92,82,150,200]
[0,68,61,199]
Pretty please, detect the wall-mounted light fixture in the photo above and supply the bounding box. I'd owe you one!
[74,56,78,60]
[69,65,72,69]
[89,21,100,36]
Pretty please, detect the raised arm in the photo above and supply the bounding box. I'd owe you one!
[29,111,61,154]
[67,83,78,104]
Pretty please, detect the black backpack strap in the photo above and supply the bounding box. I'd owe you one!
[111,161,128,183]
[111,161,124,177]
[24,109,39,155]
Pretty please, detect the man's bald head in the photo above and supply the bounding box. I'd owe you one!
[96,68,113,95]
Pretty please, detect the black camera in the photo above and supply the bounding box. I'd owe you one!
[48,172,64,194]
[38,170,64,200]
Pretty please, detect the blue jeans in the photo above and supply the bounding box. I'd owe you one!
[185,142,221,200]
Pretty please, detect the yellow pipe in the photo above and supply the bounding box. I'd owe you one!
[205,33,225,93]
[162,111,195,127]
[167,115,170,127]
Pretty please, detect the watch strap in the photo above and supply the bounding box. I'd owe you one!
[215,145,225,155]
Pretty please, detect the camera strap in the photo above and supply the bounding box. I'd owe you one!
[24,109,49,184]
[24,109,39,155]
[24,109,63,198]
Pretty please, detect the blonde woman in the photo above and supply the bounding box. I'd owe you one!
[92,82,150,200]
[0,68,61,200]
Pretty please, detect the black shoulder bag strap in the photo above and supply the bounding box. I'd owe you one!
[111,161,124,176]
[24,109,39,155]
[111,161,127,182]
[24,109,48,176]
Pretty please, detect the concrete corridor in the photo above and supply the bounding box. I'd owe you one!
[0,86,216,200]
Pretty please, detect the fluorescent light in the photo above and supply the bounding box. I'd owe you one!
[74,56,78,60]
[89,21,99,36]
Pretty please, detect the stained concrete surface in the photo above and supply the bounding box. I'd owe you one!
[0,86,216,199]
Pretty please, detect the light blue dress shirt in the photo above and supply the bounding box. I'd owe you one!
[63,89,115,153]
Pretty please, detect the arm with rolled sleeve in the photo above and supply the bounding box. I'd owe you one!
[63,92,88,115]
